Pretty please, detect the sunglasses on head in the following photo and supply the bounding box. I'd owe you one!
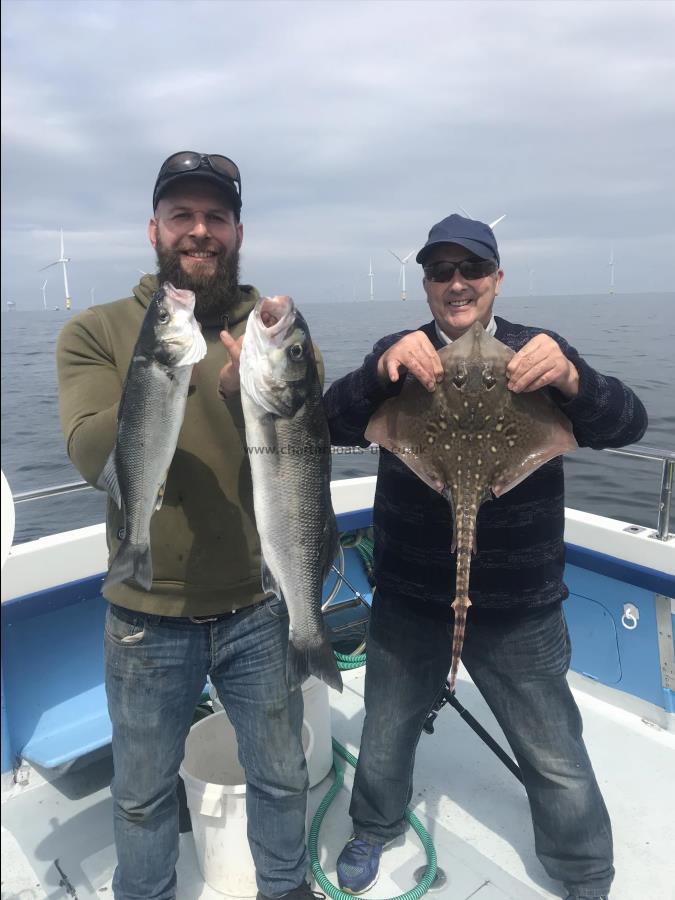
[423,258,498,283]
[159,151,242,198]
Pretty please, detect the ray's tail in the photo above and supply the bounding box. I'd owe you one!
[449,490,479,691]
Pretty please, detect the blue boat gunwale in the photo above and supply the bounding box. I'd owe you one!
[565,543,675,598]
[2,506,673,774]
[3,509,672,622]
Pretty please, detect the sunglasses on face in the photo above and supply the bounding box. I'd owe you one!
[159,151,242,198]
[423,259,498,283]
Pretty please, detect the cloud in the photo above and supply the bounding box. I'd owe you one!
[2,0,675,307]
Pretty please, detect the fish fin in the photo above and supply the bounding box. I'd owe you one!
[490,392,578,497]
[103,540,153,592]
[155,479,167,512]
[320,513,340,584]
[448,595,471,693]
[443,488,458,553]
[97,451,122,508]
[261,557,281,598]
[287,639,343,693]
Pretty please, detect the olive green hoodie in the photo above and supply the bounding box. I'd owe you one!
[57,275,278,616]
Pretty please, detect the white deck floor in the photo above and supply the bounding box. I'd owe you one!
[2,666,674,900]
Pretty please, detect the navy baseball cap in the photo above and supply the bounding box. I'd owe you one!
[416,214,500,265]
[153,151,242,215]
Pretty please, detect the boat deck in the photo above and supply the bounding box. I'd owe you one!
[2,665,674,900]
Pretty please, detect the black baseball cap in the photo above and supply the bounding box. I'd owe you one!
[152,151,242,215]
[416,214,500,265]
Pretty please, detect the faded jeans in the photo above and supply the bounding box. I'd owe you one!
[104,598,308,900]
[350,593,614,900]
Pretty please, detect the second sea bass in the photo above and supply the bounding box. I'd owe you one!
[99,282,207,591]
[239,295,342,692]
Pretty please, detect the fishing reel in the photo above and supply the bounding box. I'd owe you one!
[423,682,455,735]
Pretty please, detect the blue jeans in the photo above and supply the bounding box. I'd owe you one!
[104,598,308,900]
[350,593,614,900]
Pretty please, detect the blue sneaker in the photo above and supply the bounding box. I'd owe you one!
[336,837,386,894]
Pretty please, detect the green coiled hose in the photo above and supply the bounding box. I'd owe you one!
[333,529,373,669]
[334,649,367,669]
[340,530,375,588]
[309,739,438,900]
[310,602,437,900]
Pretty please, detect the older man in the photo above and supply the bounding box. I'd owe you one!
[325,214,647,900]
[57,152,316,900]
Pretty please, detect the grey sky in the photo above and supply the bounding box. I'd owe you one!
[2,0,674,310]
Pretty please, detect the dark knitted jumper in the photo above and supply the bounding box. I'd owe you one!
[324,316,648,620]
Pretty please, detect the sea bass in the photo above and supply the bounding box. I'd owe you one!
[239,295,342,692]
[98,282,207,591]
[365,322,577,691]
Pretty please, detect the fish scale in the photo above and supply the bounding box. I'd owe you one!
[366,322,578,691]
[98,283,206,591]
[239,295,342,692]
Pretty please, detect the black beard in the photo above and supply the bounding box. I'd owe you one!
[155,235,240,322]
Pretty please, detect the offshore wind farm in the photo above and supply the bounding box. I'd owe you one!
[1,208,643,311]
[39,230,72,311]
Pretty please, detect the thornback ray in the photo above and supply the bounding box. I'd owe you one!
[365,322,577,691]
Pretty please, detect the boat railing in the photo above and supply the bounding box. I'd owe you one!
[9,443,675,542]
[602,445,674,541]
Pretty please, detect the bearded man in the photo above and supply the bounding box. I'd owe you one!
[57,153,318,900]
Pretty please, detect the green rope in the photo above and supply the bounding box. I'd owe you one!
[309,739,438,900]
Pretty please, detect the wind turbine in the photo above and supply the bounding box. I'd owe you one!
[40,230,72,310]
[458,206,506,230]
[609,247,615,295]
[368,258,375,302]
[41,279,48,311]
[388,249,414,301]
[90,287,96,307]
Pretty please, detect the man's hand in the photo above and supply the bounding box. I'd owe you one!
[506,334,579,399]
[218,332,244,398]
[376,331,444,392]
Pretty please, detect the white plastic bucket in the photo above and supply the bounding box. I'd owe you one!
[208,675,333,788]
[180,710,313,897]
[300,677,333,787]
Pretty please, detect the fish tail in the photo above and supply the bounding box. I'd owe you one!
[449,493,478,692]
[449,595,471,692]
[287,639,343,693]
[103,540,153,592]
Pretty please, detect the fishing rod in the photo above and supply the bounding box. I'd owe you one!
[423,681,524,784]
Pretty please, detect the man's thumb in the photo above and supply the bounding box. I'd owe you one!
[220,330,241,358]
